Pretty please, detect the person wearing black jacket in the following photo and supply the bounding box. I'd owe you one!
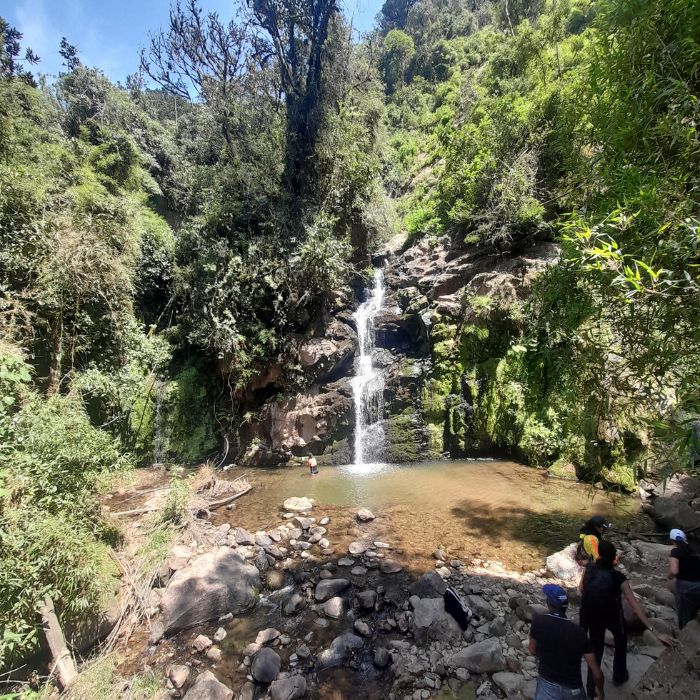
[580,540,676,698]
[668,528,700,629]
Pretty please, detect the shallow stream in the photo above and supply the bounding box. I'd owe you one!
[219,459,638,572]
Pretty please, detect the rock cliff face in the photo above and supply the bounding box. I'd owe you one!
[236,236,559,466]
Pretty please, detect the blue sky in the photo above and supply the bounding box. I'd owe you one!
[6,0,384,83]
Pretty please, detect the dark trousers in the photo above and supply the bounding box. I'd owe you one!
[676,579,700,629]
[582,611,628,698]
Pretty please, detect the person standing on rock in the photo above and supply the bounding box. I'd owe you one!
[576,516,611,565]
[307,454,318,475]
[580,540,676,698]
[668,528,700,629]
[528,583,604,699]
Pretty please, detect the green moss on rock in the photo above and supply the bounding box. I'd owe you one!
[386,410,420,462]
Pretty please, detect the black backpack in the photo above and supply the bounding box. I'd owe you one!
[582,566,619,616]
[443,585,472,629]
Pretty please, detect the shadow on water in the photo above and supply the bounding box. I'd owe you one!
[450,501,591,555]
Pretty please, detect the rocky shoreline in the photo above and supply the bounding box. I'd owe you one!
[133,496,690,700]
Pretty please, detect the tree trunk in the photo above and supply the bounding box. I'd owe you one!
[39,596,78,691]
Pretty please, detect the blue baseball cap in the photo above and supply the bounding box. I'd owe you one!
[543,584,568,608]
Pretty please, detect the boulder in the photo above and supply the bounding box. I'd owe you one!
[348,541,367,556]
[644,496,700,532]
[183,671,233,700]
[408,571,448,599]
[283,497,313,512]
[356,590,377,610]
[238,682,255,700]
[234,528,255,546]
[284,592,304,616]
[634,584,676,610]
[451,638,506,673]
[545,543,583,581]
[633,541,673,571]
[356,508,375,522]
[206,646,222,661]
[156,549,259,639]
[315,578,350,602]
[492,672,523,696]
[256,628,281,645]
[412,597,462,645]
[354,620,371,636]
[255,531,273,547]
[192,634,213,652]
[324,596,346,619]
[379,559,403,574]
[167,664,190,690]
[270,675,307,700]
[317,633,364,670]
[251,647,282,683]
[374,647,390,668]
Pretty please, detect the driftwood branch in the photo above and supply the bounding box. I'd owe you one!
[207,484,253,509]
[112,505,162,517]
[39,596,77,691]
[113,483,252,516]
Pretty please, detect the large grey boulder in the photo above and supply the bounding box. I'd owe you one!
[315,578,350,602]
[324,596,345,619]
[183,671,233,700]
[633,541,673,571]
[546,543,583,581]
[270,675,307,700]
[451,638,506,673]
[283,497,313,512]
[411,596,462,645]
[157,549,259,639]
[235,527,255,546]
[492,671,523,696]
[251,647,282,683]
[317,633,364,670]
[644,496,700,532]
[408,571,447,599]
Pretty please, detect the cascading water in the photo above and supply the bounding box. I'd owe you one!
[153,378,164,466]
[351,268,385,467]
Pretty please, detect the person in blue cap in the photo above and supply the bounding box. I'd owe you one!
[668,528,700,628]
[529,583,604,699]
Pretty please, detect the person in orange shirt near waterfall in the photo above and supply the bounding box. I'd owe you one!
[307,454,318,475]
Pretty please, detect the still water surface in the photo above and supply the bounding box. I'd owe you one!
[224,459,638,571]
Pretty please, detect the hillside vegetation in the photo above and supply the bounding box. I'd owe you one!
[0,0,698,675]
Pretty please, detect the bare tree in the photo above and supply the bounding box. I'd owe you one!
[247,0,342,214]
[140,0,251,143]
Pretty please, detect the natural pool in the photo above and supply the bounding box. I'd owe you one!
[219,459,639,572]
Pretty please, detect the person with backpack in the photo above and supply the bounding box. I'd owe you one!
[580,540,676,698]
[668,528,700,629]
[575,516,610,565]
[528,584,604,699]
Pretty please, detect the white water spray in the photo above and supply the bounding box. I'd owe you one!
[351,268,385,467]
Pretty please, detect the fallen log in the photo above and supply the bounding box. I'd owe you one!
[39,596,77,691]
[113,485,253,516]
[207,484,253,509]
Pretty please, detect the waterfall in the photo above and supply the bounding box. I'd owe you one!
[351,268,385,467]
[153,378,164,466]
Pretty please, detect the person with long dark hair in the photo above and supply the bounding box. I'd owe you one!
[580,540,676,698]
[575,516,610,565]
[668,528,700,629]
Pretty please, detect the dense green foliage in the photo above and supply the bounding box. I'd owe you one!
[381,0,699,485]
[1,0,699,673]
